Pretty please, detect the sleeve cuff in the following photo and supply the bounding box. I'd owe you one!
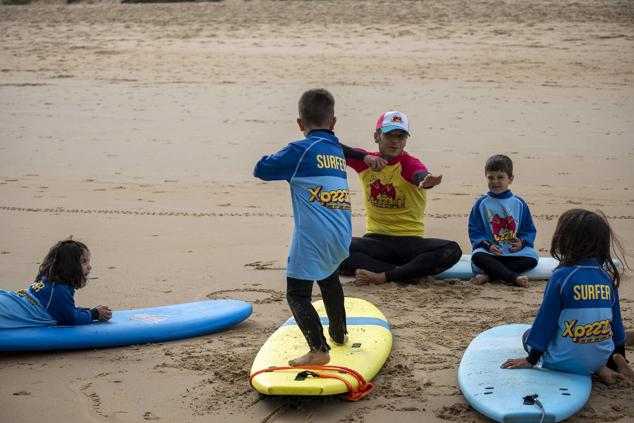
[412,171,430,187]
[613,344,627,362]
[527,348,543,365]
[341,144,366,161]
[475,241,493,251]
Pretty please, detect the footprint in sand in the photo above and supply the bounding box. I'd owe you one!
[80,382,106,418]
[12,391,30,396]
[143,411,160,420]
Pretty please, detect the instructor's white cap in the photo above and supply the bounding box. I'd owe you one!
[375,111,409,135]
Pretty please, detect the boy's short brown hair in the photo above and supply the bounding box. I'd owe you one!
[485,154,513,177]
[298,89,335,128]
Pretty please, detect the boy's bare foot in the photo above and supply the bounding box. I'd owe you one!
[288,350,330,366]
[613,353,634,381]
[354,269,386,284]
[596,365,626,385]
[514,275,529,288]
[626,330,634,346]
[330,334,349,346]
[472,274,489,285]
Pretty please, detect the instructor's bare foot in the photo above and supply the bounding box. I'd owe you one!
[514,275,529,288]
[288,350,330,366]
[354,269,386,284]
[472,274,489,285]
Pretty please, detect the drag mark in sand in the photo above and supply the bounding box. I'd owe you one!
[260,403,289,423]
[206,287,284,305]
[158,327,267,417]
[0,205,294,218]
[1,206,633,221]
[244,260,285,271]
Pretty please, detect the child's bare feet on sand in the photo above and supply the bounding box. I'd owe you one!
[614,353,634,382]
[597,365,626,385]
[354,269,386,284]
[288,350,330,366]
[514,275,529,288]
[597,366,624,385]
[472,274,489,285]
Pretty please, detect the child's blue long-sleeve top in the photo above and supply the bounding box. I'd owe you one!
[526,259,625,375]
[468,190,539,260]
[253,130,351,281]
[25,277,95,325]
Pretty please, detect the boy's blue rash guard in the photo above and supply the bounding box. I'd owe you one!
[468,190,539,260]
[253,130,352,281]
[26,277,94,325]
[526,259,625,375]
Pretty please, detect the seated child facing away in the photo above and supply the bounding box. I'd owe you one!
[253,88,351,366]
[0,239,112,329]
[468,154,539,288]
[501,209,634,384]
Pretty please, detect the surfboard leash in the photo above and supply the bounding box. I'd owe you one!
[523,394,545,423]
[249,365,374,401]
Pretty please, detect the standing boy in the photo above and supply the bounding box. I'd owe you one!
[468,154,539,287]
[253,89,350,366]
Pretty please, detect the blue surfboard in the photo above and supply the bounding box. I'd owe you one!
[435,254,559,280]
[0,300,252,352]
[458,324,591,422]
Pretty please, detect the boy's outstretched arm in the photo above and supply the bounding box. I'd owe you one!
[340,144,387,171]
[254,144,301,181]
[364,155,387,171]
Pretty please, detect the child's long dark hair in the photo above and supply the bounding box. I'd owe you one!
[36,239,90,289]
[551,209,624,287]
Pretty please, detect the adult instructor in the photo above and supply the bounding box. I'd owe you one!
[340,111,462,283]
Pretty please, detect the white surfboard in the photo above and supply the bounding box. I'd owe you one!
[435,254,559,280]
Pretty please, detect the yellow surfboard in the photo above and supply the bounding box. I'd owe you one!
[250,297,392,396]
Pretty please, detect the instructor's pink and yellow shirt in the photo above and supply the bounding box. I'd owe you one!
[347,149,428,237]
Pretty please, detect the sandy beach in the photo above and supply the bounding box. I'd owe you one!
[0,0,633,421]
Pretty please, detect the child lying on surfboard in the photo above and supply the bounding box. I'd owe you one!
[0,239,112,329]
[501,209,633,384]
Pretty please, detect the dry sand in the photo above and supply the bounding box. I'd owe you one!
[0,0,633,421]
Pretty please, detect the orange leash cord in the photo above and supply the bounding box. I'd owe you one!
[249,365,374,401]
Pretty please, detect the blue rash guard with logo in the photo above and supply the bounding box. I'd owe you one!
[468,190,539,260]
[27,277,94,325]
[526,259,626,375]
[253,130,352,281]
